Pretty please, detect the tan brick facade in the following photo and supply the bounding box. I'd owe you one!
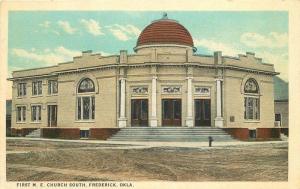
[10,18,278,135]
[11,46,277,130]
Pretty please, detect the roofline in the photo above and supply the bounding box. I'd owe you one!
[11,65,59,73]
[8,62,278,81]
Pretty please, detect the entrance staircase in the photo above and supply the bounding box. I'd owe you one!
[108,127,236,142]
[25,129,41,138]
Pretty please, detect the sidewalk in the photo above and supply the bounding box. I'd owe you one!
[6,137,288,149]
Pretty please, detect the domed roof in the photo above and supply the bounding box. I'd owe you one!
[136,14,194,49]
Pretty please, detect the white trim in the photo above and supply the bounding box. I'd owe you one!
[244,120,261,123]
[75,121,95,123]
[134,44,196,52]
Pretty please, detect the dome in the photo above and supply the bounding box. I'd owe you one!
[135,14,195,51]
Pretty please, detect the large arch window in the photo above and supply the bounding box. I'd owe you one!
[244,78,260,120]
[77,78,95,121]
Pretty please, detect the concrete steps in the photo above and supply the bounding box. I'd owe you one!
[108,127,236,142]
[25,129,41,138]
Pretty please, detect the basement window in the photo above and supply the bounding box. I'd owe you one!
[80,130,89,138]
[249,129,257,139]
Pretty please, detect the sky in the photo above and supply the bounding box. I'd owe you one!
[7,11,288,99]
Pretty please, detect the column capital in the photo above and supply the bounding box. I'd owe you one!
[186,76,193,80]
[215,78,223,81]
[119,77,127,81]
[152,76,158,80]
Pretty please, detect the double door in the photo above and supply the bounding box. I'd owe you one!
[162,99,181,126]
[131,99,148,126]
[195,99,211,126]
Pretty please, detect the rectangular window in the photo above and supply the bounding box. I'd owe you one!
[31,105,42,122]
[17,83,27,97]
[32,81,43,96]
[244,97,260,120]
[77,96,95,120]
[16,106,26,122]
[249,130,257,138]
[80,130,89,138]
[275,113,281,127]
[48,80,58,94]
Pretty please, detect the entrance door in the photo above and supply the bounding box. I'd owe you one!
[162,99,181,126]
[195,99,211,126]
[47,105,57,127]
[131,99,148,126]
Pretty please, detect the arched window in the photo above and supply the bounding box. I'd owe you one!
[78,78,95,93]
[76,78,95,121]
[244,78,260,120]
[244,78,259,94]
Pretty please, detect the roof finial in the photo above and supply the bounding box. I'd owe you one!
[162,12,168,19]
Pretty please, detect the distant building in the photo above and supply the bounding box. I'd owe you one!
[273,76,288,135]
[274,99,288,128]
[9,14,281,140]
[6,100,12,136]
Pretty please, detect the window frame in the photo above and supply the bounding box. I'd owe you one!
[76,78,96,122]
[48,80,58,95]
[32,80,43,96]
[244,78,260,121]
[78,78,95,93]
[17,83,27,97]
[76,95,95,121]
[31,105,42,123]
[244,96,260,121]
[16,105,26,123]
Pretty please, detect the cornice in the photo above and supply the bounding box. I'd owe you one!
[8,62,279,81]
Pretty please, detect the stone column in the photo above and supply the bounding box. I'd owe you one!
[118,78,127,127]
[150,76,158,127]
[215,79,224,127]
[185,77,193,127]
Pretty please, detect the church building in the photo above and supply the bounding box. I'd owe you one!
[10,14,281,140]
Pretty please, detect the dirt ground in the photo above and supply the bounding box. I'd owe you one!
[6,139,288,181]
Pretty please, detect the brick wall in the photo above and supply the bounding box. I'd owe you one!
[41,128,80,140]
[224,128,281,141]
[89,128,120,140]
[256,128,280,139]
[223,128,249,141]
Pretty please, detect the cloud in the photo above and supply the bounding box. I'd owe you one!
[256,51,288,81]
[240,32,288,48]
[39,21,51,28]
[194,38,288,81]
[57,20,76,34]
[11,46,81,65]
[80,19,103,36]
[194,38,242,56]
[107,24,141,41]
[52,30,60,35]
